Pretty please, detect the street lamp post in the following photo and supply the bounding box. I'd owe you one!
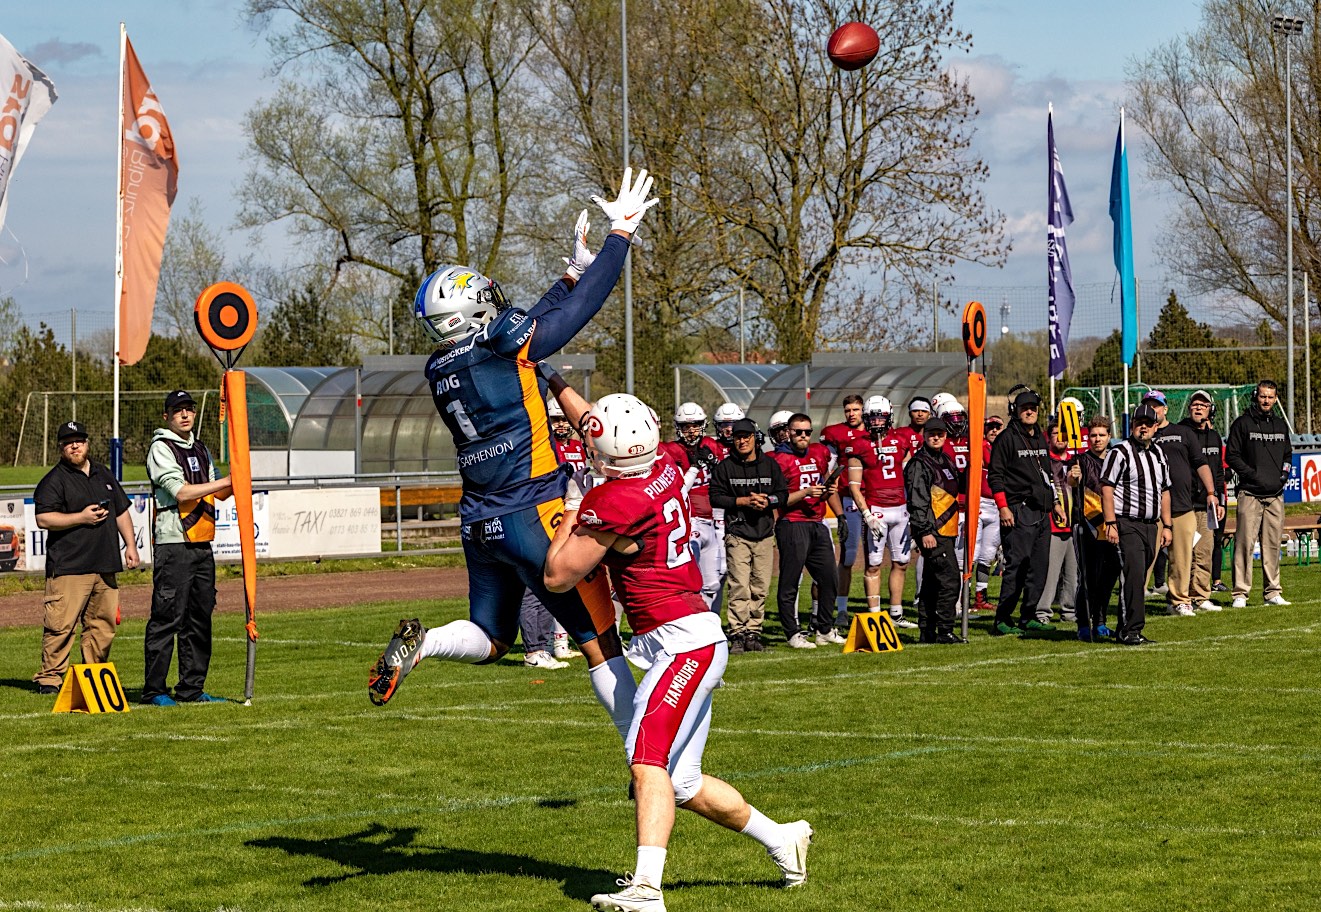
[1274,13,1304,428]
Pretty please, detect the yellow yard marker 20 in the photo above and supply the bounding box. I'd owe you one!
[52,663,130,714]
[843,612,904,654]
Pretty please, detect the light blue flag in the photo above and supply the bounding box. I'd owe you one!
[1109,110,1138,367]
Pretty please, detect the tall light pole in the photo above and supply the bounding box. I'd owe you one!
[621,0,634,394]
[1274,13,1304,428]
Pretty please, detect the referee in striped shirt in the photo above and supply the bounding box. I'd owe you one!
[1101,403,1173,645]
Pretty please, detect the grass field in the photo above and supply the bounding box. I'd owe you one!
[1,565,1318,912]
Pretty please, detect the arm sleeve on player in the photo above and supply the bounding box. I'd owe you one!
[526,235,629,360]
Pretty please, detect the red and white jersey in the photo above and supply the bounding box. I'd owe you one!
[901,425,925,454]
[772,443,832,523]
[943,435,971,504]
[846,430,911,508]
[553,436,589,477]
[576,453,707,635]
[819,422,869,498]
[980,438,993,499]
[658,437,724,519]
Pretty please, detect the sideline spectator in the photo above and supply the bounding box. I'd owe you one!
[1069,415,1119,641]
[987,388,1055,636]
[1145,391,1218,617]
[1226,380,1293,608]
[143,390,233,706]
[903,417,964,644]
[1102,403,1172,646]
[520,591,570,670]
[1035,420,1077,626]
[1181,390,1228,610]
[710,418,787,653]
[771,414,841,648]
[32,421,140,694]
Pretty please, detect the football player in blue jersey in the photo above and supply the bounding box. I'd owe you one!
[369,168,657,741]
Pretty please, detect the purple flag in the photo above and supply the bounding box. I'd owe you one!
[1047,107,1075,380]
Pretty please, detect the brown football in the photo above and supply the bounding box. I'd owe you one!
[827,22,879,71]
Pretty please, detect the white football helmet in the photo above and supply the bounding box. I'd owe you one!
[769,410,794,444]
[864,395,893,434]
[584,394,661,478]
[547,397,573,441]
[1060,395,1084,413]
[930,392,959,415]
[547,397,565,418]
[713,402,745,439]
[935,396,968,438]
[414,265,511,344]
[673,402,708,444]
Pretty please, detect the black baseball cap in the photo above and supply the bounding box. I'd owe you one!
[923,416,948,435]
[56,420,88,443]
[164,390,197,412]
[1014,389,1042,409]
[730,418,758,437]
[1133,403,1159,424]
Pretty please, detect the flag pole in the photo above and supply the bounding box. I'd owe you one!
[111,22,126,480]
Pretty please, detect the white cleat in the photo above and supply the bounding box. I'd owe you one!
[1167,603,1196,617]
[770,819,814,887]
[591,875,665,912]
[815,629,847,646]
[787,632,818,649]
[1231,597,1248,609]
[891,616,919,629]
[523,650,569,670]
[1197,600,1222,612]
[553,634,582,659]
[1265,594,1292,606]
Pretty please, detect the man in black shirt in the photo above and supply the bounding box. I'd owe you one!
[1144,391,1218,617]
[1180,390,1228,610]
[32,421,140,694]
[1226,380,1293,607]
[987,388,1057,636]
[904,418,964,644]
[710,418,788,652]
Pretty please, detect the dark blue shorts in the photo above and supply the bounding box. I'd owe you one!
[461,498,614,648]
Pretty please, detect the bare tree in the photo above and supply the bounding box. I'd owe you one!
[154,200,228,346]
[241,0,550,301]
[1130,0,1320,328]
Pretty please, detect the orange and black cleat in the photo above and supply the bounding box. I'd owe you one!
[368,618,427,706]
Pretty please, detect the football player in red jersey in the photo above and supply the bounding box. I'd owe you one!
[658,402,727,611]
[545,394,813,911]
[819,394,870,634]
[903,396,932,453]
[973,416,1004,611]
[772,413,842,647]
[847,395,918,630]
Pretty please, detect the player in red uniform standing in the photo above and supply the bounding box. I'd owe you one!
[902,396,932,453]
[819,394,870,635]
[771,413,842,648]
[973,416,1004,611]
[545,394,813,912]
[658,403,726,612]
[847,395,918,630]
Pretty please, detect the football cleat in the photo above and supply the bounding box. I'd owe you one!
[591,875,666,912]
[770,819,814,887]
[368,618,427,706]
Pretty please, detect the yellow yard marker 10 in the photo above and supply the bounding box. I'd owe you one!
[52,663,130,714]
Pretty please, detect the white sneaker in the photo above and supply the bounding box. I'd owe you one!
[1198,600,1223,612]
[815,629,846,646]
[891,615,919,629]
[591,875,665,912]
[1153,585,1169,596]
[770,819,814,887]
[1265,595,1292,606]
[787,632,817,649]
[1167,603,1196,617]
[524,651,569,670]
[1231,596,1248,609]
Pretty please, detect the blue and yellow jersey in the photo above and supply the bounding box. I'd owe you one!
[426,234,629,523]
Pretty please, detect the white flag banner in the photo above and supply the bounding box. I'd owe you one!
[0,33,57,232]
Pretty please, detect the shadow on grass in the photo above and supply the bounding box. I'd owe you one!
[0,677,44,694]
[248,822,621,899]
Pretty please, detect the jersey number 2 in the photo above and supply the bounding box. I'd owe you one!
[661,497,694,569]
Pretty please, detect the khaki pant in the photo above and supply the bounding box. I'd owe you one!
[35,573,119,687]
[724,534,774,636]
[1189,508,1215,602]
[1166,511,1197,607]
[1233,494,1285,600]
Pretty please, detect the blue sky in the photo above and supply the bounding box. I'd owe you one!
[0,0,1210,342]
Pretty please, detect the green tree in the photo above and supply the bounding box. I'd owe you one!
[260,282,357,367]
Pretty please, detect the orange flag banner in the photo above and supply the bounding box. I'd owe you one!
[117,34,178,366]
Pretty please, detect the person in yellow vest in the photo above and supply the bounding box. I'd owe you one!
[142,390,232,706]
[903,417,966,644]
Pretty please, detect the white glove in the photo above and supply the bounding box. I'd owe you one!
[862,509,884,536]
[561,209,596,281]
[563,475,584,514]
[591,166,659,234]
